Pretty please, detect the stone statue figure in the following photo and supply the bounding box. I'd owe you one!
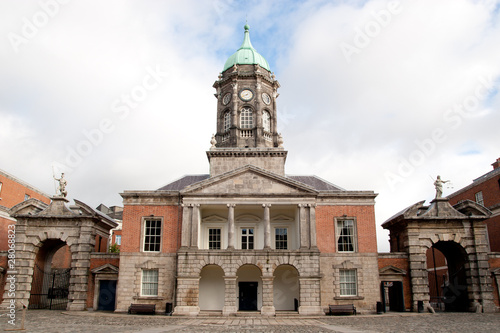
[54,173,67,197]
[434,175,449,198]
[210,134,217,149]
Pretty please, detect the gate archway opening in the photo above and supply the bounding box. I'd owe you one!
[273,264,299,311]
[236,264,262,311]
[427,241,470,312]
[199,265,225,311]
[29,239,71,310]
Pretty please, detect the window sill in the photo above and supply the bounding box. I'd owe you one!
[133,296,164,300]
[334,296,364,300]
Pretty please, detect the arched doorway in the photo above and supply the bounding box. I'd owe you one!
[29,239,71,310]
[273,265,299,311]
[236,265,262,311]
[199,265,225,311]
[427,241,469,312]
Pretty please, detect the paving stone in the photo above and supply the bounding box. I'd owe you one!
[0,310,499,333]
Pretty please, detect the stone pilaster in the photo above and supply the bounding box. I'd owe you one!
[309,204,317,249]
[181,204,192,248]
[299,204,309,249]
[174,276,200,316]
[260,276,275,316]
[298,276,323,315]
[222,275,237,316]
[67,221,93,311]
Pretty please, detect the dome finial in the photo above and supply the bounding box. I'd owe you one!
[244,23,250,31]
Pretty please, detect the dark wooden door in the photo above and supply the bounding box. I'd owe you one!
[98,280,117,311]
[239,282,258,311]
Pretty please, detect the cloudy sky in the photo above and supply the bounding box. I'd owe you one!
[1,0,499,251]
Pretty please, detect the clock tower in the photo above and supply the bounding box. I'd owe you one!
[208,24,287,176]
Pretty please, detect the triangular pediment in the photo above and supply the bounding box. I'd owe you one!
[10,198,49,216]
[181,165,318,196]
[271,214,294,222]
[236,214,260,222]
[379,265,407,276]
[202,214,226,222]
[91,263,119,274]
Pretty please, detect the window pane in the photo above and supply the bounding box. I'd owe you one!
[475,191,484,206]
[241,228,254,250]
[337,220,355,252]
[142,269,158,296]
[240,107,253,129]
[275,228,288,250]
[209,228,221,249]
[144,219,161,252]
[340,270,357,296]
[224,111,231,132]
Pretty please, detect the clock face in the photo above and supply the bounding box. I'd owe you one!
[222,93,231,105]
[262,93,271,105]
[239,89,254,101]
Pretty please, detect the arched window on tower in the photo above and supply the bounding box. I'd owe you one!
[223,111,231,132]
[263,110,271,132]
[240,107,253,129]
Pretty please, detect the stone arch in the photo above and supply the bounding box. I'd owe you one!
[273,264,299,311]
[426,240,471,312]
[197,257,227,276]
[236,264,263,311]
[199,264,225,311]
[29,238,71,310]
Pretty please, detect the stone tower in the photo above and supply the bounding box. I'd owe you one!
[208,24,286,176]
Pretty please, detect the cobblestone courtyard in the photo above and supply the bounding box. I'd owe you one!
[1,311,499,333]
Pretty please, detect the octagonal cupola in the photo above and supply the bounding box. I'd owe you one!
[222,24,271,72]
[212,24,281,150]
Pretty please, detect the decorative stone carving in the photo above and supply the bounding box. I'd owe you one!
[210,134,217,149]
[277,133,284,148]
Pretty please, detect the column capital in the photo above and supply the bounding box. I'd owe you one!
[227,203,236,208]
[262,204,272,208]
[297,204,304,208]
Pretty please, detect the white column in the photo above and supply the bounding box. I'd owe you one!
[263,204,271,249]
[227,204,235,249]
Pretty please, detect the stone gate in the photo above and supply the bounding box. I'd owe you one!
[1,197,117,310]
[382,197,495,312]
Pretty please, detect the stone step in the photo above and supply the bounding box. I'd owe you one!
[199,310,223,317]
[276,311,299,317]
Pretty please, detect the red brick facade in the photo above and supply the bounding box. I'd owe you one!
[448,158,500,252]
[121,205,180,253]
[0,170,51,208]
[316,205,377,253]
[86,256,120,308]
[378,257,411,310]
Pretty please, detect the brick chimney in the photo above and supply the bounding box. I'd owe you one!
[492,158,500,170]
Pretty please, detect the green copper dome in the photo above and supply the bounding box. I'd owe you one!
[222,25,271,72]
